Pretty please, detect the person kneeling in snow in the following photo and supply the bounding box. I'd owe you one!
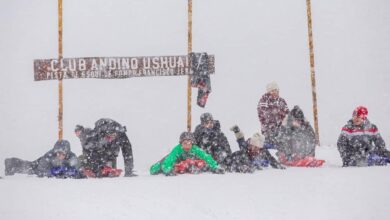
[275,105,325,167]
[337,106,390,167]
[223,126,285,173]
[75,118,135,177]
[5,140,80,178]
[150,132,224,176]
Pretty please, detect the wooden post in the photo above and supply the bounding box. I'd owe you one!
[306,0,320,146]
[58,0,63,140]
[187,0,192,132]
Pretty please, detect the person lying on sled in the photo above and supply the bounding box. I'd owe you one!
[5,140,80,178]
[275,105,325,167]
[337,106,390,167]
[150,132,224,176]
[223,125,285,173]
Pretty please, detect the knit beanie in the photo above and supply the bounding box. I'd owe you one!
[200,113,214,125]
[248,132,265,148]
[266,81,279,93]
[74,124,84,132]
[353,106,368,119]
[53,140,70,154]
[179,132,195,144]
[290,105,305,122]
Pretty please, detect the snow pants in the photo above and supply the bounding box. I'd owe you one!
[4,158,36,176]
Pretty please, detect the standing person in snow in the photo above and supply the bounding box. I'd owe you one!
[75,118,135,177]
[4,140,80,178]
[275,105,325,167]
[223,126,285,173]
[337,106,390,167]
[193,113,232,165]
[257,81,289,149]
[150,132,224,175]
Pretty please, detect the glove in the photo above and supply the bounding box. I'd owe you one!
[164,172,177,177]
[230,125,240,133]
[212,167,225,174]
[230,125,244,139]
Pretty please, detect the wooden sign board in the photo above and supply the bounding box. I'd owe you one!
[34,55,215,81]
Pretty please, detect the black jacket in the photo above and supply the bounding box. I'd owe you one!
[193,120,232,164]
[275,106,316,160]
[79,118,134,176]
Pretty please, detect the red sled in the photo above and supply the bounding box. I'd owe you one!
[101,166,122,177]
[279,155,325,167]
[174,159,206,174]
[83,166,122,178]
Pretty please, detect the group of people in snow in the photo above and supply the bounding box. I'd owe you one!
[257,82,390,168]
[5,118,135,178]
[4,81,390,178]
[256,82,324,167]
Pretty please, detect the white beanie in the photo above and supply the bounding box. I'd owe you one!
[249,132,265,148]
[266,81,279,93]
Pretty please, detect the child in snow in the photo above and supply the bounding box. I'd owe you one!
[5,140,80,178]
[337,106,390,167]
[150,132,224,175]
[275,105,325,167]
[223,126,285,173]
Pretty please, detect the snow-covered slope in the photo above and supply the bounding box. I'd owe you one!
[1,147,390,220]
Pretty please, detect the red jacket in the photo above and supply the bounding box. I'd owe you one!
[257,93,289,135]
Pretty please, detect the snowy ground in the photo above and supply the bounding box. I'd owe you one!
[1,146,389,220]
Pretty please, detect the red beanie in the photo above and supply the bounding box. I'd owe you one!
[353,106,368,119]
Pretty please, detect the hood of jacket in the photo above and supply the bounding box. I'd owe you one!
[53,140,71,154]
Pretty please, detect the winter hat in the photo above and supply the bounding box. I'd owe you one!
[200,113,214,124]
[248,132,265,148]
[179,132,195,144]
[290,105,305,121]
[53,140,70,154]
[266,81,279,93]
[74,124,84,132]
[353,106,368,119]
[95,118,126,134]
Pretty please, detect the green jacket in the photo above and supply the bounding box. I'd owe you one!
[150,144,219,175]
